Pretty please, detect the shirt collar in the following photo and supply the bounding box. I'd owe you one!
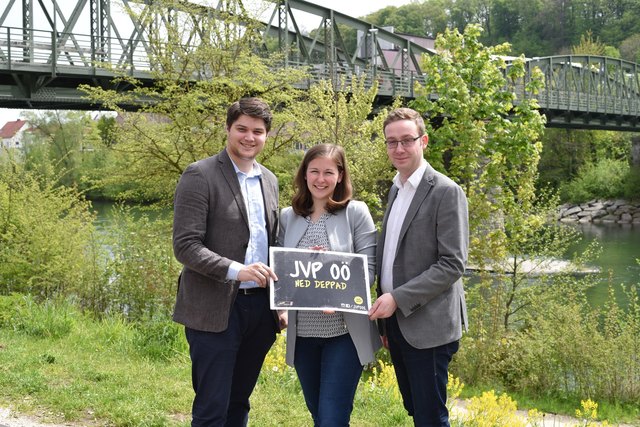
[392,159,427,190]
[230,159,262,178]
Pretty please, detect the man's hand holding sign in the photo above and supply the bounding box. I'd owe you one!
[269,247,371,314]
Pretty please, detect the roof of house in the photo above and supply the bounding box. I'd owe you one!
[0,119,27,138]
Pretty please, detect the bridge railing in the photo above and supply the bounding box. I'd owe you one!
[513,56,640,121]
[294,61,426,98]
[0,25,429,96]
[0,26,153,77]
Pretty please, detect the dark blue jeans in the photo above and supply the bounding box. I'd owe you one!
[185,292,276,427]
[386,315,459,427]
[293,333,363,427]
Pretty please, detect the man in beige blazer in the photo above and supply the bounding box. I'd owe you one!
[369,107,469,427]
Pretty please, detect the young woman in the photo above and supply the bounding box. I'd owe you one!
[278,143,381,427]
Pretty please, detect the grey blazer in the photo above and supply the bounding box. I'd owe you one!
[279,201,382,366]
[172,148,279,333]
[377,162,469,349]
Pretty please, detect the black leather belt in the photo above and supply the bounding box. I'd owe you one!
[238,287,267,296]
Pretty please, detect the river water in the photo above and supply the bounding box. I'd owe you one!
[567,222,640,308]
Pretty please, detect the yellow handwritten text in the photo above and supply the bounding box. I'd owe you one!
[314,280,347,290]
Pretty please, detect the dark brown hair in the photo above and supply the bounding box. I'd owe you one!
[226,97,272,132]
[291,143,353,217]
[383,107,425,136]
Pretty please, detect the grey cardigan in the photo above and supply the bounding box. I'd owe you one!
[279,201,382,366]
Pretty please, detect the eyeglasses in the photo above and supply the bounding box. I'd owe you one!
[384,135,421,149]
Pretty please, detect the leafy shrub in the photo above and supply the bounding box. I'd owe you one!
[560,159,630,203]
[0,293,27,327]
[622,166,640,200]
[98,204,180,320]
[495,281,640,406]
[0,161,98,298]
[463,390,527,427]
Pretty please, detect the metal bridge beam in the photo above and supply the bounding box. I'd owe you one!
[0,1,639,131]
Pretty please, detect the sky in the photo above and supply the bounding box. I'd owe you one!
[0,0,415,127]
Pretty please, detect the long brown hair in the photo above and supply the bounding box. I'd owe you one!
[291,144,353,217]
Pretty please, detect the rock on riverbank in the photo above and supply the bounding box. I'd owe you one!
[558,199,640,225]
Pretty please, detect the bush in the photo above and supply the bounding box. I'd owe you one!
[97,204,181,320]
[623,166,640,200]
[0,162,98,298]
[463,390,527,427]
[560,159,630,203]
[0,293,27,327]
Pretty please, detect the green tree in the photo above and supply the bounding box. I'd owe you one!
[367,3,433,36]
[275,76,393,212]
[537,33,631,195]
[80,0,307,203]
[407,24,639,407]
[601,2,640,46]
[619,33,640,63]
[538,128,589,188]
[490,0,520,43]
[364,1,449,39]
[572,30,606,55]
[412,23,546,273]
[410,24,563,382]
[20,111,103,190]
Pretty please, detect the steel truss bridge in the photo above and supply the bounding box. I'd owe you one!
[1,0,639,131]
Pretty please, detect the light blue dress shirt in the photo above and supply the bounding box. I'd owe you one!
[226,161,269,289]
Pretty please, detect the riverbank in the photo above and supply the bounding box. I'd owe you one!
[558,199,640,224]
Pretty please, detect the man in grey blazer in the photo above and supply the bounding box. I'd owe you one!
[173,98,285,427]
[369,107,469,427]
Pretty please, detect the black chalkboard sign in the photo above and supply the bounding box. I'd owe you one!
[269,247,371,314]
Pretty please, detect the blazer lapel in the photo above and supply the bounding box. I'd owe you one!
[286,215,309,248]
[398,167,435,244]
[325,212,340,251]
[258,173,279,246]
[219,149,249,227]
